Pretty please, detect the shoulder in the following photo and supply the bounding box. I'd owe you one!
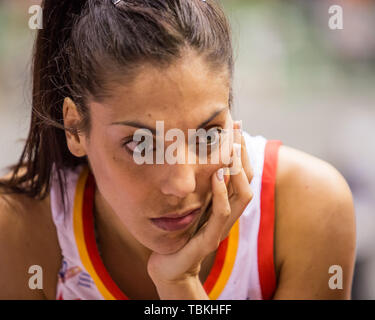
[273,144,356,299]
[0,172,61,299]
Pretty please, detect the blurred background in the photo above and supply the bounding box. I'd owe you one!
[0,0,374,299]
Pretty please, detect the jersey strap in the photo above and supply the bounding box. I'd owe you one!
[257,140,283,300]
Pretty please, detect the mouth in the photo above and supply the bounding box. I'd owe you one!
[150,208,201,232]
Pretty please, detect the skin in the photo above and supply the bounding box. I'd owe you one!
[0,51,356,299]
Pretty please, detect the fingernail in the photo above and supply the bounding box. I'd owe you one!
[216,168,224,181]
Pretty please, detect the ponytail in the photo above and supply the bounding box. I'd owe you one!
[0,0,89,209]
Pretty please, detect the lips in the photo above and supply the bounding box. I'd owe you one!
[150,208,201,232]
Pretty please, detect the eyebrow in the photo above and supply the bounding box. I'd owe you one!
[111,106,228,134]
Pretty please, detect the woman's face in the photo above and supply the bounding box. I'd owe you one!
[82,53,233,254]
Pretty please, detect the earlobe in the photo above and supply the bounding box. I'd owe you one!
[63,97,87,158]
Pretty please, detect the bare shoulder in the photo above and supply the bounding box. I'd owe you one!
[273,145,356,299]
[0,173,62,299]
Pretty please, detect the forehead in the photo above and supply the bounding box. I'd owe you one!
[91,53,229,125]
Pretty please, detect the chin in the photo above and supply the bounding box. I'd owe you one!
[150,233,191,255]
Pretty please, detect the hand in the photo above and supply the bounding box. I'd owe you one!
[223,121,254,232]
[194,121,254,238]
[147,121,254,288]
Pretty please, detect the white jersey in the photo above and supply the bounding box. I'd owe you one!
[50,131,282,300]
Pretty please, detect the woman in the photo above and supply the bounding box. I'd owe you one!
[0,0,356,300]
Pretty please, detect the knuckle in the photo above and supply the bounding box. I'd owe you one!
[238,189,253,206]
[221,206,231,218]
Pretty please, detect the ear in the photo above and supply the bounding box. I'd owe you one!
[63,97,87,158]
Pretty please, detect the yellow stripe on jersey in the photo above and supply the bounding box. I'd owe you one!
[73,166,116,300]
[208,219,240,299]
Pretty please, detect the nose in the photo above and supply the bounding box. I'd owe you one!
[160,163,196,198]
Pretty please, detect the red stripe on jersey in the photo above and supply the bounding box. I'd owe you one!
[258,140,282,300]
[203,236,229,294]
[82,171,129,300]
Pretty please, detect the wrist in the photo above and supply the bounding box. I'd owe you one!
[153,275,209,300]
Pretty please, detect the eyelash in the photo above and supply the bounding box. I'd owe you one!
[122,126,224,155]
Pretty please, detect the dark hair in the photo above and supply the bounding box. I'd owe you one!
[0,0,234,210]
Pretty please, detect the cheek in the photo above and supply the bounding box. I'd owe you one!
[104,170,148,203]
[196,164,220,192]
[95,172,150,230]
[86,144,147,208]
[108,167,155,212]
[92,139,157,210]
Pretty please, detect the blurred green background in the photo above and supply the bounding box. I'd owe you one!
[0,0,374,299]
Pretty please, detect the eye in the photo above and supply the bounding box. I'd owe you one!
[123,136,155,156]
[197,126,223,146]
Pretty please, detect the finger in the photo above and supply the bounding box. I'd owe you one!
[193,195,213,235]
[228,142,242,176]
[240,132,254,185]
[227,120,243,176]
[220,172,253,241]
[224,167,234,198]
[196,167,231,255]
[227,125,253,217]
[230,142,252,198]
[193,166,231,237]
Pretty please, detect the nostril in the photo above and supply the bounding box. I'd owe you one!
[160,176,196,198]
